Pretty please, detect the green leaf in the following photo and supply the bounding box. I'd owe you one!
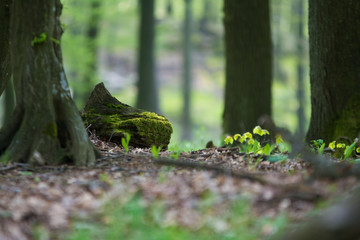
[275,135,283,144]
[243,132,253,140]
[262,129,270,135]
[151,145,161,159]
[253,126,262,136]
[31,32,47,46]
[318,143,326,155]
[336,143,346,148]
[263,143,275,155]
[344,141,357,159]
[328,141,336,150]
[234,134,241,141]
[224,136,234,145]
[266,155,288,163]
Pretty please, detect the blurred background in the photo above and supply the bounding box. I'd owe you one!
[0,0,310,149]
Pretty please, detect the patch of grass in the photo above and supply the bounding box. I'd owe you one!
[65,194,286,240]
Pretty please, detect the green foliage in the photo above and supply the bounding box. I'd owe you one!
[224,126,287,157]
[65,194,285,240]
[151,145,162,159]
[310,139,325,155]
[310,139,360,160]
[31,32,47,46]
[121,133,131,153]
[50,37,60,44]
[171,151,181,160]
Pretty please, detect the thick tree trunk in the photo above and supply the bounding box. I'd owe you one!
[223,0,272,135]
[0,0,11,95]
[306,1,360,143]
[0,0,97,165]
[136,0,159,113]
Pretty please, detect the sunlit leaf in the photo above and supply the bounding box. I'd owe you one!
[234,134,241,141]
[224,136,234,145]
[344,141,357,159]
[275,135,283,144]
[262,129,270,135]
[336,143,346,148]
[253,126,262,136]
[243,132,252,140]
[328,141,336,150]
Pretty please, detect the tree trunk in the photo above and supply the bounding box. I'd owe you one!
[181,0,193,141]
[136,0,159,113]
[0,0,97,165]
[295,0,306,138]
[306,1,360,143]
[3,78,15,125]
[74,0,101,108]
[223,0,272,135]
[0,0,11,95]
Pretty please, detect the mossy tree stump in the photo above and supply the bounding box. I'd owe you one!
[81,83,173,148]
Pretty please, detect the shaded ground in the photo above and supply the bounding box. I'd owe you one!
[0,136,357,239]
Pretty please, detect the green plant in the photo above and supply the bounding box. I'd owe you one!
[328,139,359,160]
[151,145,162,159]
[344,141,357,159]
[310,139,326,155]
[224,126,276,156]
[31,32,47,46]
[171,151,181,160]
[121,133,131,153]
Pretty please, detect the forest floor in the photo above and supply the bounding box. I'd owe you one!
[0,136,358,239]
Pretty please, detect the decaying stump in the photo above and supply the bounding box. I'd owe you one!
[81,83,173,148]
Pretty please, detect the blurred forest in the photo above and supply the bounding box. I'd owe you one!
[0,0,310,148]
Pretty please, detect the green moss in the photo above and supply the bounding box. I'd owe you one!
[81,97,173,148]
[333,96,360,140]
[140,112,167,121]
[106,103,126,109]
[42,122,58,139]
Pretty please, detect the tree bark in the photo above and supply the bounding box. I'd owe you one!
[0,0,97,165]
[0,0,11,96]
[306,1,360,143]
[136,0,159,113]
[295,0,306,138]
[223,0,272,135]
[74,0,101,108]
[181,0,193,141]
[3,78,15,125]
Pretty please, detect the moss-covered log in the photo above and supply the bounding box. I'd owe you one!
[81,83,173,148]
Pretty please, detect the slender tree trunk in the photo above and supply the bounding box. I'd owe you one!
[295,0,306,138]
[181,0,193,141]
[136,0,159,113]
[77,0,101,108]
[0,0,97,165]
[223,0,272,134]
[199,0,213,36]
[306,1,360,142]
